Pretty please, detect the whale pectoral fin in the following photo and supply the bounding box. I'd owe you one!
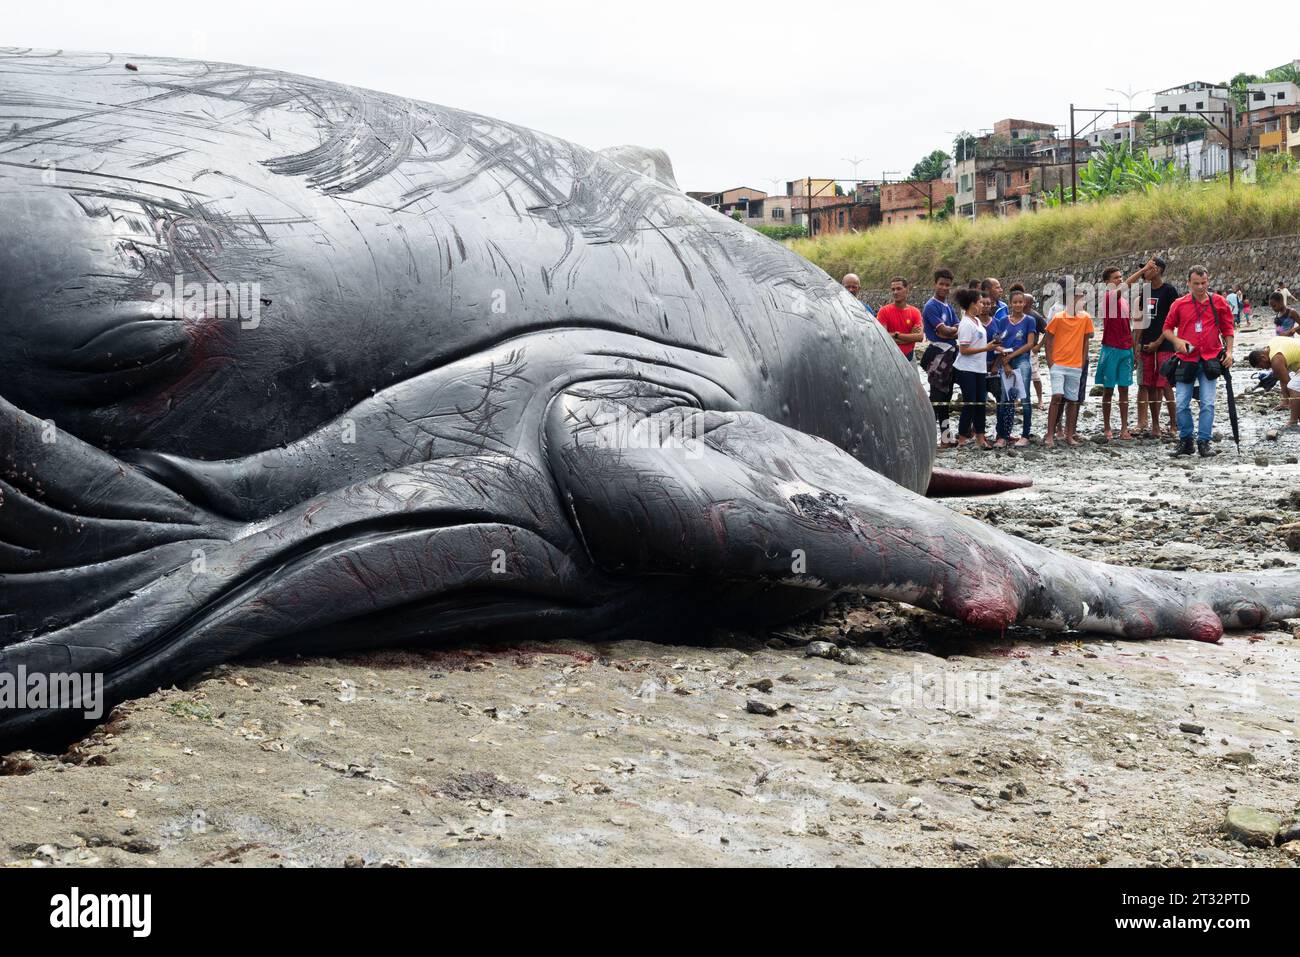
[926,467,1032,498]
[0,450,607,747]
[546,389,1300,640]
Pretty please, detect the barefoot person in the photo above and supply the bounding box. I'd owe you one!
[1096,266,1134,440]
[1248,337,1300,428]
[1162,266,1235,458]
[1127,257,1179,439]
[1043,280,1094,447]
[953,287,1003,448]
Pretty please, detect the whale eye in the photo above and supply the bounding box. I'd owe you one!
[50,302,192,400]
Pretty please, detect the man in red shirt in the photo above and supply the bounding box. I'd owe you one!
[876,276,924,358]
[1161,265,1235,458]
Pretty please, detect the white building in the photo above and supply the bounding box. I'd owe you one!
[1152,81,1230,117]
[1086,121,1143,151]
[1148,138,1240,181]
[1245,81,1300,112]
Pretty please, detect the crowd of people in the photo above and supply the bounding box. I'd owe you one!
[842,264,1300,458]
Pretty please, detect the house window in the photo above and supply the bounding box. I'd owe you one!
[1254,92,1266,101]
[1195,101,1204,109]
[1179,104,1188,111]
[772,207,784,220]
[1279,92,1288,101]
[1160,105,1169,112]
[838,211,845,227]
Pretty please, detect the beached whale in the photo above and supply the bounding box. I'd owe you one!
[2,48,1295,744]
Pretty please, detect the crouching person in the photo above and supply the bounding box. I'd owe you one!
[1248,336,1300,429]
[1161,266,1235,458]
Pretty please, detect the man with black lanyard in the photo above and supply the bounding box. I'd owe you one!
[920,268,961,446]
[1160,265,1235,458]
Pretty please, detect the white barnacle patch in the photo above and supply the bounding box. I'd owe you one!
[776,480,823,503]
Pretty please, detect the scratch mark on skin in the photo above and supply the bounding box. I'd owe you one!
[129,149,186,169]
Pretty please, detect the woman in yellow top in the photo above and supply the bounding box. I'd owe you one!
[1247,337,1300,427]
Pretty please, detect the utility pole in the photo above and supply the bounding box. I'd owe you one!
[1228,105,1235,189]
[807,176,813,237]
[1069,103,1078,204]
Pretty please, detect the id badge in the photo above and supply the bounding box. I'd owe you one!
[1195,321,1202,333]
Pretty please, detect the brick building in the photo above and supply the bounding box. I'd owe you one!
[880,179,955,225]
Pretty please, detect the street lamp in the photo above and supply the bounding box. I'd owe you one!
[1106,84,1151,114]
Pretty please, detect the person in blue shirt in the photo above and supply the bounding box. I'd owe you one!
[840,273,876,319]
[1226,286,1242,326]
[992,290,1038,446]
[982,277,1009,322]
[920,269,960,445]
[1271,292,1299,336]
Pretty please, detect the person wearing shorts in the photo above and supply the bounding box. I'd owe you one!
[1043,280,1094,447]
[1095,266,1134,440]
[1127,257,1179,437]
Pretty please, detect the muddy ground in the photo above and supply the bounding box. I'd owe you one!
[3,326,1300,868]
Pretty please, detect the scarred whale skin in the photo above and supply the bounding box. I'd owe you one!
[0,48,932,487]
[1,48,1296,745]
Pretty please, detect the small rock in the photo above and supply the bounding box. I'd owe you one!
[804,641,840,660]
[1267,429,1280,441]
[1222,750,1256,765]
[979,852,1016,868]
[1281,841,1300,860]
[1178,722,1205,735]
[344,854,365,868]
[838,647,869,666]
[1221,806,1281,847]
[747,677,774,693]
[1276,820,1300,844]
[1256,455,1271,467]
[1278,523,1300,552]
[746,698,778,716]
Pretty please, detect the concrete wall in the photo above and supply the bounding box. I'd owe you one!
[851,233,1300,311]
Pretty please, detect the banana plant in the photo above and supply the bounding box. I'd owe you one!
[1077,143,1183,200]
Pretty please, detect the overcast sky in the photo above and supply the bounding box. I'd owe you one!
[7,0,1297,192]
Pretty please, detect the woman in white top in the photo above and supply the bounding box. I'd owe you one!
[952,287,1004,448]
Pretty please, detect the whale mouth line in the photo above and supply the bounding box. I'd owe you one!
[6,501,585,670]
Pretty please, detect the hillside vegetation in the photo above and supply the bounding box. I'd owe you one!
[791,177,1300,287]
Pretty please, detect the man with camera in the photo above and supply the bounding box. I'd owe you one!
[1160,266,1235,459]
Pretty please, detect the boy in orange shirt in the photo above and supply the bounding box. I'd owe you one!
[1042,280,1095,447]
